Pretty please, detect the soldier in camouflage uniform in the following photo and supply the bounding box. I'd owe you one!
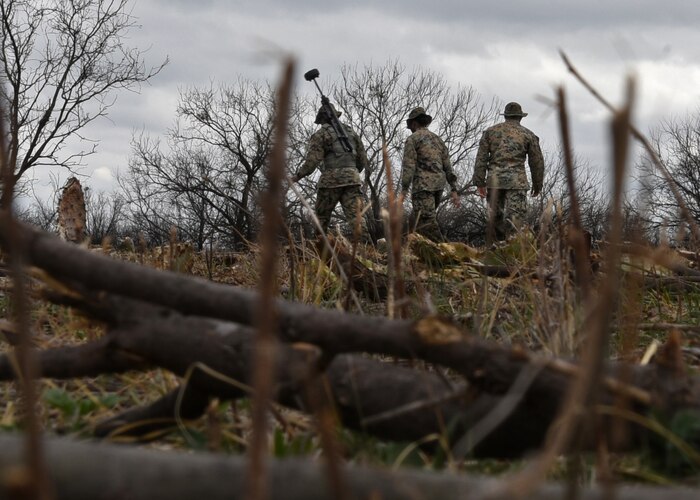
[292,103,370,240]
[471,102,544,242]
[400,107,460,242]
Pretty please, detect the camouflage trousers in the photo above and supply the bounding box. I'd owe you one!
[410,190,444,242]
[315,185,369,239]
[487,188,528,242]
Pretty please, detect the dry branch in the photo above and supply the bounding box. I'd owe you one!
[0,224,633,403]
[0,292,696,460]
[0,297,553,457]
[0,434,698,500]
[4,221,700,415]
[2,222,700,470]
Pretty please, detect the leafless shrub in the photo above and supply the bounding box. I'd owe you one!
[0,0,166,192]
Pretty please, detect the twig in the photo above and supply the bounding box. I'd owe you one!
[383,143,406,319]
[495,73,636,499]
[638,323,700,333]
[361,386,466,427]
[0,79,53,499]
[452,361,546,459]
[557,86,592,297]
[560,50,700,245]
[247,57,293,500]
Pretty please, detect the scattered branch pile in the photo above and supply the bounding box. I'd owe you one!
[1,221,699,460]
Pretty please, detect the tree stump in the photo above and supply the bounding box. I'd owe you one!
[57,177,87,243]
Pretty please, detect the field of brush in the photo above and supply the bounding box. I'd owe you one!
[2,227,699,487]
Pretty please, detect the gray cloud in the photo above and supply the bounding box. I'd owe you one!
[25,0,700,199]
[191,0,700,30]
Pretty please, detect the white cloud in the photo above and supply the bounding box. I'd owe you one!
[93,167,114,183]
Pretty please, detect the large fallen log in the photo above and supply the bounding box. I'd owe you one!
[0,297,554,458]
[0,434,697,500]
[1,291,693,459]
[8,221,699,417]
[3,222,700,463]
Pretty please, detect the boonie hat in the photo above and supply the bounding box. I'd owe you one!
[406,107,433,124]
[502,102,528,118]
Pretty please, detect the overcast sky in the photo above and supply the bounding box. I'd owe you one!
[39,0,700,200]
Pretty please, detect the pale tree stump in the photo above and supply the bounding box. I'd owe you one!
[57,177,87,244]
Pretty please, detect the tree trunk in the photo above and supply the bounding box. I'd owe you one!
[0,434,696,500]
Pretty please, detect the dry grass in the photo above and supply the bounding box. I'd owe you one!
[1,216,699,487]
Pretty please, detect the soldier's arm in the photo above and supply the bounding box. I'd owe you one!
[400,137,417,194]
[528,134,545,195]
[471,132,490,187]
[441,142,458,192]
[295,130,325,181]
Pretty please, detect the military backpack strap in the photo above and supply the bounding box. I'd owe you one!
[329,122,355,155]
[324,124,357,171]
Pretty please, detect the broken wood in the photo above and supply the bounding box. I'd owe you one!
[56,177,87,244]
[3,221,700,464]
[0,297,555,458]
[7,222,688,413]
[0,291,694,459]
[0,434,698,500]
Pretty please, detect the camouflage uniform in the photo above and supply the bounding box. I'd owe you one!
[471,102,544,241]
[295,105,370,239]
[401,107,458,242]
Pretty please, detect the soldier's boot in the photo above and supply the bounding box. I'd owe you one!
[416,219,445,243]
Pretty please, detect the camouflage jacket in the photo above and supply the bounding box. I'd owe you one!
[400,128,457,194]
[295,122,369,189]
[471,119,544,191]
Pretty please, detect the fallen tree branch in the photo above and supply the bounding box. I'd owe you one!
[7,222,682,416]
[0,336,146,380]
[0,300,560,458]
[0,293,689,459]
[4,224,700,463]
[0,434,697,500]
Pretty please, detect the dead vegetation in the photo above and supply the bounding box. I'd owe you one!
[1,55,700,500]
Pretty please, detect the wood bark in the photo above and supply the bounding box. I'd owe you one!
[0,299,552,458]
[0,434,697,500]
[1,221,700,460]
[7,221,698,416]
[0,293,688,458]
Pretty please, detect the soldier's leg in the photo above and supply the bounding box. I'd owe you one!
[412,191,443,242]
[504,189,528,236]
[315,188,342,234]
[339,186,370,241]
[433,191,447,241]
[487,189,508,242]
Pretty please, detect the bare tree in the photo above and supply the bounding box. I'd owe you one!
[121,80,310,249]
[84,187,125,245]
[15,174,62,230]
[635,113,700,245]
[0,0,166,190]
[528,150,609,241]
[328,61,499,239]
[16,191,57,231]
[119,135,220,249]
[120,63,497,247]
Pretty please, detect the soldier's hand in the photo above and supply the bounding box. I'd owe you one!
[450,191,461,208]
[531,187,541,197]
[477,186,487,199]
